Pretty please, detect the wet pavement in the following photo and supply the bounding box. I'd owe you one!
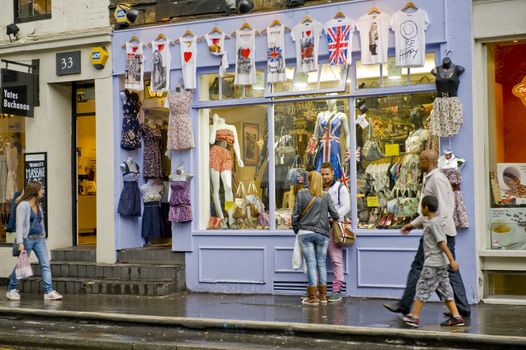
[0,287,525,340]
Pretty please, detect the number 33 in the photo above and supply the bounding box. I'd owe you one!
[61,57,74,69]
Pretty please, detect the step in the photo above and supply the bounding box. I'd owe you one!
[30,261,184,281]
[117,247,184,264]
[51,246,96,262]
[19,277,183,296]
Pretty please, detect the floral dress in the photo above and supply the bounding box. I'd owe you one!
[120,90,142,150]
[142,124,163,178]
[165,90,194,151]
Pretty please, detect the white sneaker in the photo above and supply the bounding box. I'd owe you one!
[44,290,63,300]
[6,289,20,301]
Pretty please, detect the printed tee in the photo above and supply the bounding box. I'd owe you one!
[150,39,171,93]
[291,20,324,73]
[205,32,229,77]
[390,9,430,67]
[125,41,145,91]
[356,12,390,65]
[178,35,197,89]
[266,24,286,83]
[234,28,256,85]
[324,17,355,65]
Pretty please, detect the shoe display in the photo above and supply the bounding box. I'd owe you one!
[44,290,63,300]
[402,315,420,328]
[440,316,465,327]
[5,289,20,301]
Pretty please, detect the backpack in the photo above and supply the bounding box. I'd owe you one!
[5,191,21,233]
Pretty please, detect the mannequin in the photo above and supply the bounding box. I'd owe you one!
[209,114,243,226]
[438,149,465,169]
[118,156,141,217]
[307,100,350,179]
[431,57,465,97]
[169,160,193,223]
[140,178,165,243]
[439,149,469,229]
[120,89,142,151]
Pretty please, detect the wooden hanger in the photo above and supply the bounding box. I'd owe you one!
[174,30,195,44]
[231,22,256,36]
[121,35,140,48]
[333,11,346,19]
[148,33,173,47]
[198,26,230,41]
[301,15,313,24]
[401,1,418,11]
[260,20,291,34]
[368,6,381,15]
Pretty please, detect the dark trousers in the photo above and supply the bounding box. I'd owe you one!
[398,235,470,314]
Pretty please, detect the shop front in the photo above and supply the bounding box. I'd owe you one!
[112,0,477,300]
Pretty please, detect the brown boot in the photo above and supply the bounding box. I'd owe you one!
[301,286,319,305]
[318,285,328,305]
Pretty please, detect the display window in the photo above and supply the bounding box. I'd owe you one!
[355,92,436,230]
[486,41,526,251]
[199,70,266,101]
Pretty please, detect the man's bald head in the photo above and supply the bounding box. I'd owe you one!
[418,150,438,173]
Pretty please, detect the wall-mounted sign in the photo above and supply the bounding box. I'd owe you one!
[24,152,48,235]
[512,75,526,107]
[56,51,81,76]
[1,68,34,117]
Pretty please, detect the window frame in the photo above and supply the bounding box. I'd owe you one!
[14,0,51,24]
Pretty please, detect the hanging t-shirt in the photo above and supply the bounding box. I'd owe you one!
[125,41,145,91]
[205,32,229,77]
[356,12,390,65]
[178,35,197,89]
[324,17,355,66]
[234,29,256,85]
[291,20,323,73]
[150,39,171,93]
[266,24,286,83]
[390,9,430,67]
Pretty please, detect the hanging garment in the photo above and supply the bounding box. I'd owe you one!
[164,90,194,151]
[169,180,192,223]
[125,41,145,91]
[234,28,256,85]
[356,12,390,65]
[5,144,18,201]
[428,97,464,137]
[210,129,235,173]
[266,24,286,83]
[0,154,7,203]
[324,17,355,65]
[117,162,142,217]
[275,133,296,190]
[120,90,142,150]
[178,35,197,89]
[441,167,469,229]
[205,32,229,77]
[291,20,324,73]
[390,9,430,67]
[160,181,172,237]
[140,182,163,239]
[142,124,163,178]
[314,112,344,180]
[150,39,171,93]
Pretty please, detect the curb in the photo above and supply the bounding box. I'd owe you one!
[0,307,525,349]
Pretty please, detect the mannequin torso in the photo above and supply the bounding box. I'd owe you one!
[431,57,465,97]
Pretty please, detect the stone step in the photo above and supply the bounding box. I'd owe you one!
[51,246,96,262]
[19,277,182,296]
[117,247,184,265]
[31,261,184,281]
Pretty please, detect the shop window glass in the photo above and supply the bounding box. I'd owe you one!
[198,105,269,231]
[15,0,51,23]
[199,70,265,101]
[486,41,526,250]
[273,99,350,229]
[487,272,526,297]
[0,116,26,243]
[356,53,436,89]
[355,92,435,230]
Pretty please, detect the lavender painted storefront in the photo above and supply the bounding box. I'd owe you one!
[111,0,477,302]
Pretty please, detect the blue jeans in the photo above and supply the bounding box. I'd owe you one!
[8,237,53,294]
[299,233,329,286]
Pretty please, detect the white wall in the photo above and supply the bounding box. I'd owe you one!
[473,0,526,40]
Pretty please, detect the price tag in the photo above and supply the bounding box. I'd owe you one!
[355,113,369,129]
[367,196,379,207]
[385,143,400,156]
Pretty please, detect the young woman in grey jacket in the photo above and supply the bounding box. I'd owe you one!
[292,171,340,305]
[6,182,63,301]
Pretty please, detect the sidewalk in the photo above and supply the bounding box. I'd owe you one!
[0,287,525,347]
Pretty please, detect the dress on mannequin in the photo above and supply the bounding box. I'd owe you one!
[120,89,142,150]
[140,179,164,240]
[169,162,193,223]
[307,100,350,179]
[164,89,194,151]
[142,121,163,178]
[439,150,469,229]
[117,158,142,217]
[209,114,243,225]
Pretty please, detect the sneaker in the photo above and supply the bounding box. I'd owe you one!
[328,292,342,302]
[402,315,420,328]
[440,316,465,327]
[443,310,471,318]
[44,291,63,300]
[383,302,409,315]
[6,289,20,301]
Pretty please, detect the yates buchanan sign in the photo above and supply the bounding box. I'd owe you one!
[1,68,34,117]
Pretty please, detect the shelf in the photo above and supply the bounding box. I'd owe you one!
[479,250,526,258]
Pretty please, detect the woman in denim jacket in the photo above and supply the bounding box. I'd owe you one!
[292,171,340,305]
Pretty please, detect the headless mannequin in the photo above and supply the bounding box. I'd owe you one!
[209,114,243,224]
[120,157,138,174]
[438,150,465,170]
[431,57,465,97]
[170,161,193,182]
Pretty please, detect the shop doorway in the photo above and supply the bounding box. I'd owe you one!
[72,83,97,246]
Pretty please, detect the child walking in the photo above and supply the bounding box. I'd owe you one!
[402,195,464,328]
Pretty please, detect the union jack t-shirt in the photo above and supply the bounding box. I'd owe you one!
[324,17,355,66]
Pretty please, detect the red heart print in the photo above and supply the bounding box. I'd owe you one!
[212,38,220,44]
[158,44,164,51]
[306,30,311,36]
[241,48,251,58]
[132,47,138,53]
[184,52,192,62]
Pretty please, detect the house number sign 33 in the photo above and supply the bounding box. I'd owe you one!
[56,51,81,75]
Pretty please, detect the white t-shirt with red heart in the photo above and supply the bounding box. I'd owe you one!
[234,29,256,85]
[179,35,197,89]
[291,20,323,73]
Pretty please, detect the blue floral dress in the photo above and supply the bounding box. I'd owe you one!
[120,90,142,150]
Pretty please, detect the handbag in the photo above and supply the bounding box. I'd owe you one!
[292,234,303,270]
[332,219,356,247]
[15,251,33,279]
[363,122,384,161]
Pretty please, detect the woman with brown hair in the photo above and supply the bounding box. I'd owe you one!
[5,182,63,301]
[291,171,340,305]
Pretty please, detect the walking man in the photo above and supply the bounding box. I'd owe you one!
[383,150,471,317]
[321,162,351,302]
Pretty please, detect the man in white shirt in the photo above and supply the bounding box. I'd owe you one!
[384,150,470,317]
[321,162,350,302]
